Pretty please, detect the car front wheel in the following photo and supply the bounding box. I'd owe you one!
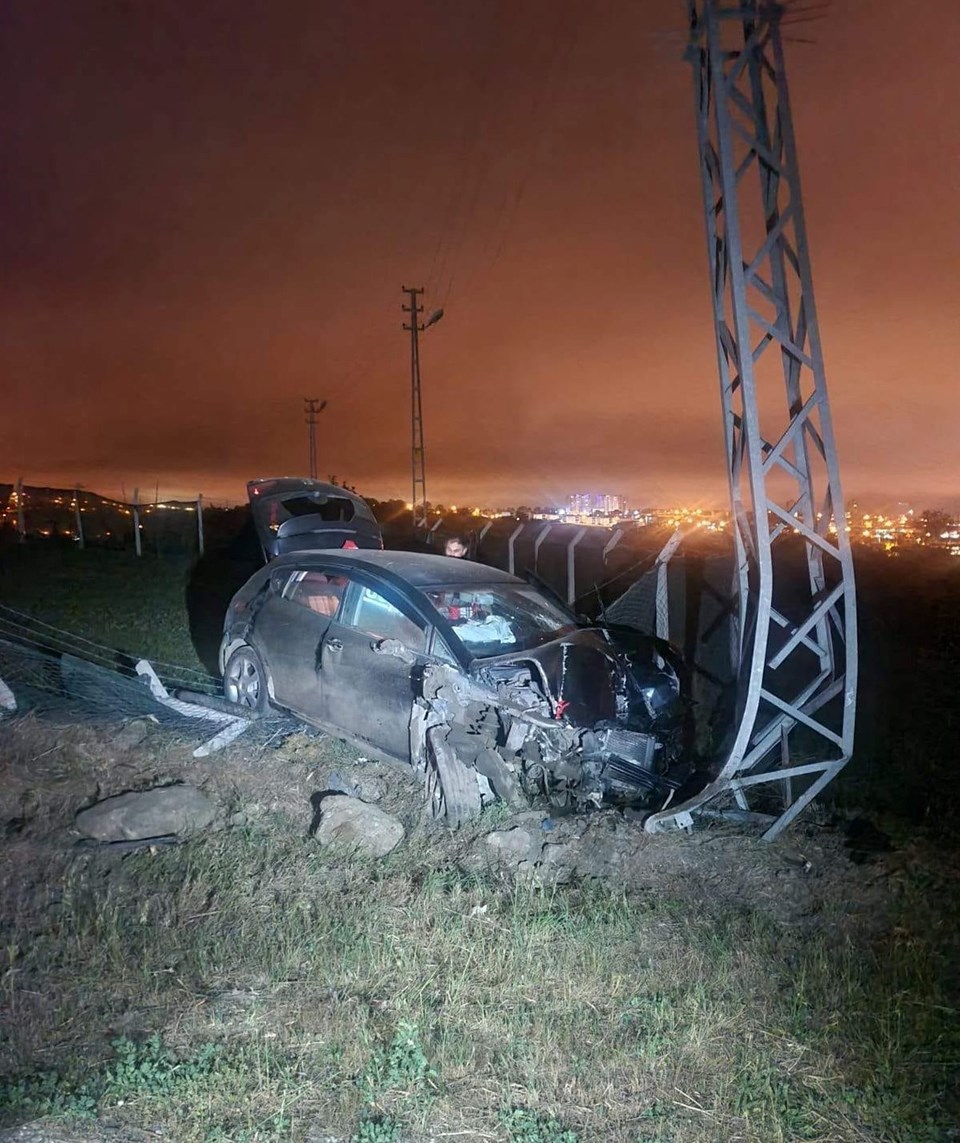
[223,645,270,716]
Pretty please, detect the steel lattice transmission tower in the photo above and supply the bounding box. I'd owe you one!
[646,0,858,840]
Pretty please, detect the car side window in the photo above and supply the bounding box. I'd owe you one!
[286,570,347,619]
[429,628,458,665]
[346,586,426,651]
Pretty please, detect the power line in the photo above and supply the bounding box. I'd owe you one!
[435,6,583,309]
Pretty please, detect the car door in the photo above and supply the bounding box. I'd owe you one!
[252,568,347,718]
[318,582,429,762]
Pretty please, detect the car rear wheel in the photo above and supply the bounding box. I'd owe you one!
[223,645,269,716]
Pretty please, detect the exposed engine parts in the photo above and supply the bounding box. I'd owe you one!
[412,653,684,826]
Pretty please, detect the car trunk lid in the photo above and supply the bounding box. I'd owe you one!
[247,478,382,559]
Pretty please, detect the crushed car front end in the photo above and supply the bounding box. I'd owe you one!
[410,619,688,822]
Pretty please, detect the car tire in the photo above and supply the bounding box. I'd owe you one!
[424,727,482,827]
[223,645,270,717]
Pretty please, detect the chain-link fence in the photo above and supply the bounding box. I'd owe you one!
[0,482,249,556]
[410,515,738,745]
[0,605,257,758]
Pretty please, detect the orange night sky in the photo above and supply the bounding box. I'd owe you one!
[1,0,958,510]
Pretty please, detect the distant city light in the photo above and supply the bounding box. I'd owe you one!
[1,482,957,557]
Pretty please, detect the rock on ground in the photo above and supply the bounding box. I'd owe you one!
[315,794,404,858]
[485,826,536,865]
[112,718,153,752]
[74,784,217,841]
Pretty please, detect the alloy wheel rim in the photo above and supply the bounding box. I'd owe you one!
[226,653,260,709]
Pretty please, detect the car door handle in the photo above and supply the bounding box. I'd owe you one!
[326,638,343,652]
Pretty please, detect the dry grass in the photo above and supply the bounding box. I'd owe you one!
[2,809,957,1143]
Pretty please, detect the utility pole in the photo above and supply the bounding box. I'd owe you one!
[402,286,427,531]
[402,286,443,533]
[304,398,327,480]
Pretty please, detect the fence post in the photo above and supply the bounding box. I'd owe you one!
[132,488,142,557]
[507,522,524,576]
[566,527,587,606]
[602,526,625,559]
[475,520,494,560]
[73,486,85,548]
[0,673,16,715]
[654,527,686,641]
[197,494,204,557]
[533,523,552,572]
[15,478,25,542]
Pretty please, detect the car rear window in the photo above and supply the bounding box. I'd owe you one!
[280,495,356,521]
[424,585,576,657]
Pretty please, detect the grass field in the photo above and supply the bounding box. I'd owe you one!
[2,791,957,1143]
[0,541,958,1141]
[0,543,209,674]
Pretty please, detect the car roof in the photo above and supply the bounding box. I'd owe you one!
[266,548,524,589]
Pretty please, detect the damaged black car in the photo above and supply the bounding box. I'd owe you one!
[220,550,687,824]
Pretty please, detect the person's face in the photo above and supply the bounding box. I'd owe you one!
[445,539,467,558]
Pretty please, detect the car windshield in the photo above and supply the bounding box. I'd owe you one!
[424,584,577,657]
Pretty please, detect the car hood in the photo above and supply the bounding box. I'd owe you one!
[247,478,382,559]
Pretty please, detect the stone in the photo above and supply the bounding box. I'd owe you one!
[565,822,632,879]
[326,770,360,797]
[113,718,153,751]
[315,795,404,858]
[353,774,387,803]
[537,842,575,884]
[327,770,387,802]
[75,785,217,841]
[485,826,536,865]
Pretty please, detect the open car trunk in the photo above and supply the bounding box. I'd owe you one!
[247,478,382,560]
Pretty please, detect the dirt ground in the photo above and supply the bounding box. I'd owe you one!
[1,707,952,1143]
[0,707,910,950]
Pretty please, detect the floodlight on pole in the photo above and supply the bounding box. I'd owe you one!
[304,397,327,480]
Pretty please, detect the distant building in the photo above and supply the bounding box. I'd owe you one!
[566,492,626,517]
